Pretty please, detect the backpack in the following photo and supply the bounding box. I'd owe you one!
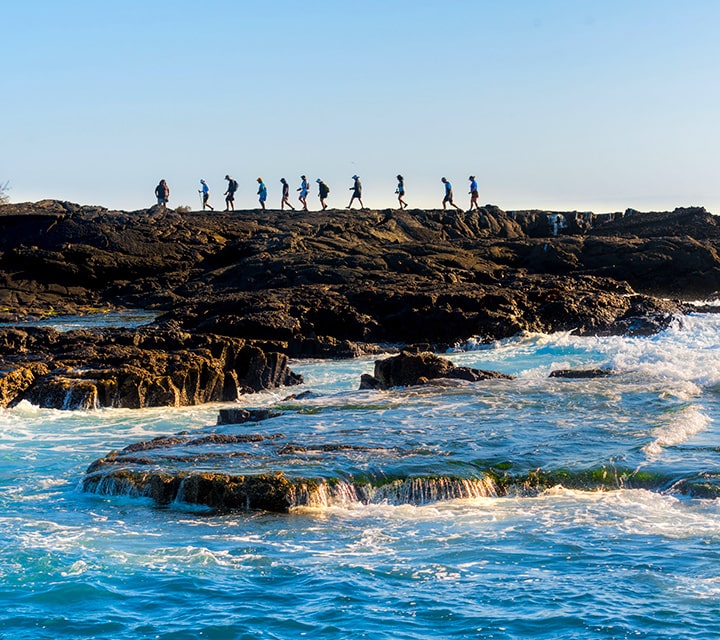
[231,179,238,192]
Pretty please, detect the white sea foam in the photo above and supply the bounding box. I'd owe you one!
[642,406,711,456]
[448,314,720,392]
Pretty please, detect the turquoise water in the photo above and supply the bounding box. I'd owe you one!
[3,315,720,638]
[0,310,156,332]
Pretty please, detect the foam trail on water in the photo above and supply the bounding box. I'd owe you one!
[642,406,711,457]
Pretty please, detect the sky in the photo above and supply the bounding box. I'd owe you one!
[2,0,719,213]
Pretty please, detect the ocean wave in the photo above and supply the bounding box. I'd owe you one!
[642,406,711,457]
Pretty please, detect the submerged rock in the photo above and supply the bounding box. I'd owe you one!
[84,439,710,511]
[217,408,282,425]
[549,368,615,379]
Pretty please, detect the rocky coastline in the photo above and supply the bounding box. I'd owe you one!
[1,200,717,408]
[3,199,719,510]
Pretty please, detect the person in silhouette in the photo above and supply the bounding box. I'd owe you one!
[317,178,330,210]
[396,174,408,210]
[224,175,238,211]
[297,175,309,211]
[154,179,169,208]
[347,175,364,209]
[441,177,462,211]
[199,179,214,211]
[257,177,267,210]
[468,176,480,211]
[280,178,295,211]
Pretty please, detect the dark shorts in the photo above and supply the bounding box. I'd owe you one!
[202,193,209,203]
[226,193,235,201]
[443,194,452,203]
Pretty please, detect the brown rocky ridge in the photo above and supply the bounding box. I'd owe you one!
[0,200,717,408]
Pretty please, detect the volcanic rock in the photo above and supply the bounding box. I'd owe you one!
[0,202,716,406]
[360,351,514,390]
[549,368,615,379]
[217,408,282,425]
[0,327,302,409]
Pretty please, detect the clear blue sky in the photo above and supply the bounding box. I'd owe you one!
[2,0,718,213]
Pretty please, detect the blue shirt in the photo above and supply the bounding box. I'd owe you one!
[201,183,209,195]
[445,181,452,194]
[470,179,478,194]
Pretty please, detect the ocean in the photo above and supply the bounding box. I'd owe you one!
[2,312,720,639]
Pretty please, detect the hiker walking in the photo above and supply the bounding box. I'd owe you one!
[468,176,480,211]
[257,178,267,210]
[199,179,214,211]
[441,177,462,212]
[155,179,169,208]
[316,178,330,210]
[396,174,408,210]
[280,178,295,211]
[297,175,309,211]
[224,175,238,211]
[347,175,364,209]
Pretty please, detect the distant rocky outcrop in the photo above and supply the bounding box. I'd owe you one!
[360,351,514,389]
[0,203,710,330]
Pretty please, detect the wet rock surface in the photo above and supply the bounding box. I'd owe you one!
[82,403,718,513]
[549,368,615,379]
[360,350,514,389]
[0,326,301,409]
